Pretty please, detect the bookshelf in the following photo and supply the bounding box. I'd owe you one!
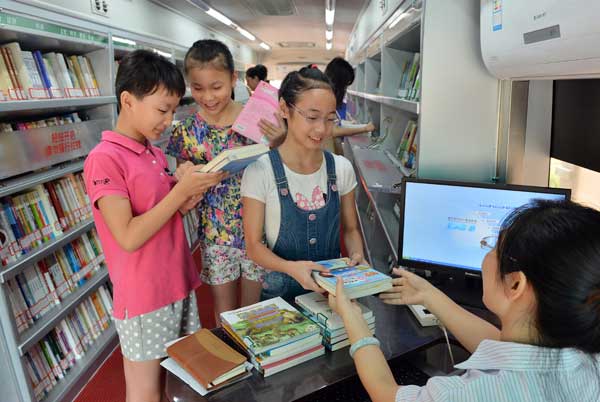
[343,0,500,270]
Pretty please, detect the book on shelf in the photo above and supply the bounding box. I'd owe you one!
[164,328,250,392]
[312,257,393,299]
[398,53,420,99]
[198,143,269,174]
[232,80,279,144]
[23,284,114,401]
[0,42,100,100]
[396,120,418,160]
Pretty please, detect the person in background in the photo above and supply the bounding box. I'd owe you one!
[166,40,284,324]
[245,64,268,91]
[242,67,367,303]
[84,50,224,402]
[329,199,600,402]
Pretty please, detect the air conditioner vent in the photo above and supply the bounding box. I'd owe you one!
[278,41,316,48]
[240,0,296,16]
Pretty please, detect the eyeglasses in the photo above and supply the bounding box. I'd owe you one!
[480,236,497,250]
[289,104,339,126]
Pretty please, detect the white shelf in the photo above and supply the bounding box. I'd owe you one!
[0,96,117,114]
[0,160,84,198]
[0,219,95,283]
[347,90,419,114]
[18,266,108,354]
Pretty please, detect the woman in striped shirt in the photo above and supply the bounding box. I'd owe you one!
[330,199,600,402]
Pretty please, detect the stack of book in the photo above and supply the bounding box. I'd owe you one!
[220,297,324,377]
[295,292,375,351]
[161,328,253,396]
[312,258,393,299]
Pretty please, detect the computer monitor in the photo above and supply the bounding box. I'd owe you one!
[398,178,571,276]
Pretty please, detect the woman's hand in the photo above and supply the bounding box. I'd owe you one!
[378,268,437,307]
[329,276,365,321]
[365,122,376,132]
[286,260,329,293]
[259,111,286,145]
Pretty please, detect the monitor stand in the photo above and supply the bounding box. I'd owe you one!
[413,269,485,309]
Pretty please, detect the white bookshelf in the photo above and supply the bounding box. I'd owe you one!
[344,0,500,270]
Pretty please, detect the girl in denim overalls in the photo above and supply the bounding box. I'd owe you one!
[241,67,367,303]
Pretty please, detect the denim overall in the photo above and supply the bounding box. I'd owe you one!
[261,149,341,303]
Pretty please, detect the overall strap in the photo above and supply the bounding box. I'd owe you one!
[323,151,338,190]
[267,149,290,196]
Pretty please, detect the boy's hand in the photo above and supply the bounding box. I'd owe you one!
[174,167,225,200]
[178,194,203,215]
[174,161,195,181]
[287,261,329,293]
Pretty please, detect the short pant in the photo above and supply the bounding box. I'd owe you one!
[114,291,200,361]
[200,244,265,285]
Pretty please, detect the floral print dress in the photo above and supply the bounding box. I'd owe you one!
[166,112,253,250]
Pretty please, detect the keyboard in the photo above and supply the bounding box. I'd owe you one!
[294,359,430,402]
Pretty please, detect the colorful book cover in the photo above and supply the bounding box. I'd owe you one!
[232,81,279,144]
[220,297,320,354]
[313,258,393,297]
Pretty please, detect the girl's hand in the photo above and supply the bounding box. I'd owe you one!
[174,167,225,199]
[329,276,363,319]
[259,111,286,145]
[348,252,368,266]
[287,261,329,293]
[179,194,203,215]
[379,268,437,307]
[365,122,376,132]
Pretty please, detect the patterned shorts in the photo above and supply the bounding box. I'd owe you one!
[114,291,200,361]
[200,245,265,285]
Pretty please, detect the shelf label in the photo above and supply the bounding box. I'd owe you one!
[45,129,82,157]
[0,11,108,44]
[65,87,86,98]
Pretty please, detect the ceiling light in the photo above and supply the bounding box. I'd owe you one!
[325,30,333,41]
[326,41,332,50]
[260,42,271,50]
[113,36,137,46]
[206,7,233,26]
[237,27,256,41]
[153,49,172,58]
[325,8,335,25]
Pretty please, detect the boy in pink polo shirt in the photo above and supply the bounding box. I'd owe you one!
[83,50,224,402]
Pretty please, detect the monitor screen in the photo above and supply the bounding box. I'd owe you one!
[398,179,570,274]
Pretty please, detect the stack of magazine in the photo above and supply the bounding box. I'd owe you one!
[295,292,375,351]
[220,297,324,377]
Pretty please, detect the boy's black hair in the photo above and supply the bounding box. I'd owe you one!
[246,64,268,81]
[184,39,235,75]
[115,49,186,108]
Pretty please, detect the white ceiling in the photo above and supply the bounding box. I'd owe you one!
[153,0,367,78]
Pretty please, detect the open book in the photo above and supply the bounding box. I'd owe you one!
[312,257,393,299]
[198,143,269,174]
[232,81,279,144]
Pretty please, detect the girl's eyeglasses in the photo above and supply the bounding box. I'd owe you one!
[480,236,497,250]
[289,104,339,126]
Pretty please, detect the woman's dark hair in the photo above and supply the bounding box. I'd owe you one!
[497,199,600,354]
[184,39,234,76]
[278,66,334,107]
[325,57,355,108]
[115,49,185,109]
[246,64,268,81]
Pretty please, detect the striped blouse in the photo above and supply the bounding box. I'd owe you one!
[396,339,600,402]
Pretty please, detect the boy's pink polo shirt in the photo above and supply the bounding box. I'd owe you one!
[83,130,200,319]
